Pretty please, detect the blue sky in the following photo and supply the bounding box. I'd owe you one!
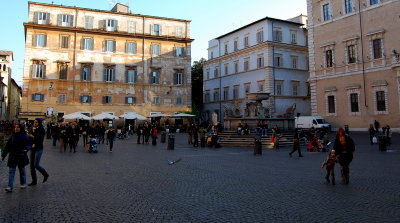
[0,0,306,85]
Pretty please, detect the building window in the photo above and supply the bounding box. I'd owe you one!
[103,67,115,82]
[210,52,214,59]
[292,82,299,96]
[34,34,47,47]
[152,96,160,105]
[258,81,264,92]
[244,36,249,48]
[175,26,183,37]
[206,69,210,80]
[151,24,161,36]
[204,90,210,103]
[81,66,91,81]
[325,50,333,67]
[32,93,44,101]
[126,69,137,83]
[176,97,183,105]
[84,16,94,29]
[234,61,239,73]
[273,29,282,42]
[58,94,66,103]
[276,81,283,96]
[345,0,353,13]
[214,67,219,78]
[372,39,382,59]
[59,63,68,80]
[376,91,386,111]
[328,95,335,113]
[223,87,229,100]
[80,95,92,103]
[323,4,331,21]
[103,40,116,52]
[150,71,160,84]
[257,30,264,43]
[32,63,45,78]
[224,43,228,54]
[102,96,112,104]
[224,64,229,75]
[128,21,136,33]
[213,88,220,101]
[370,0,379,5]
[347,45,356,64]
[350,93,359,112]
[126,42,137,54]
[274,54,282,67]
[291,56,298,69]
[174,46,185,57]
[244,83,250,94]
[290,31,297,44]
[174,72,183,85]
[58,14,74,27]
[125,96,137,104]
[81,38,94,50]
[35,12,49,25]
[60,36,69,49]
[151,44,161,56]
[257,56,264,68]
[106,19,118,31]
[244,59,249,71]
[234,40,238,51]
[233,85,239,99]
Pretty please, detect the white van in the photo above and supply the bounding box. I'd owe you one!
[295,116,331,130]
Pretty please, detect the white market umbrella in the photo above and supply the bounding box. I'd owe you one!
[63,112,91,120]
[173,113,196,118]
[149,113,171,118]
[92,113,120,120]
[120,112,147,120]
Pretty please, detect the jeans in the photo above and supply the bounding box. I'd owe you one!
[8,166,26,189]
[262,129,268,136]
[108,139,114,151]
[52,136,57,146]
[30,149,48,183]
[82,135,88,146]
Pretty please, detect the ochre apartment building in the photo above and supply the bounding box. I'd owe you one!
[307,0,400,130]
[21,2,193,120]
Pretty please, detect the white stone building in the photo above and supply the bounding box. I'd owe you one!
[203,15,310,125]
[0,51,13,120]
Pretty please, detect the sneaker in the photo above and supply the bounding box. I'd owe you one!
[20,184,27,189]
[5,187,12,192]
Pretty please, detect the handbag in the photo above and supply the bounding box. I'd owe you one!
[372,136,378,144]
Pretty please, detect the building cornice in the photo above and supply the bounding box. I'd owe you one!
[28,1,191,23]
[24,23,194,43]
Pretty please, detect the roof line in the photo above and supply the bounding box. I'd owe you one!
[216,16,303,39]
[28,1,191,23]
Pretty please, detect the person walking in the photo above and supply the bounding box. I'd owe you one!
[193,125,199,147]
[368,124,376,144]
[51,122,60,147]
[151,125,158,146]
[81,123,89,148]
[289,129,303,157]
[106,127,116,152]
[67,123,79,153]
[187,124,193,144]
[143,123,150,144]
[199,126,206,148]
[1,124,31,192]
[333,127,355,184]
[28,119,49,186]
[321,150,337,185]
[60,123,69,152]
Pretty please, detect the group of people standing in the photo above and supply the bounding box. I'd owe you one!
[368,120,392,145]
[1,119,49,192]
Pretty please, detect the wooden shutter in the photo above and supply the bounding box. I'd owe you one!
[43,65,47,78]
[159,25,162,36]
[40,94,45,101]
[125,70,129,83]
[98,20,105,30]
[115,20,118,31]
[69,15,74,27]
[32,94,35,101]
[102,40,106,52]
[150,24,154,35]
[102,96,106,104]
[109,96,112,104]
[173,73,177,85]
[112,69,116,82]
[44,35,47,47]
[87,67,91,81]
[113,41,116,52]
[32,34,37,47]
[33,12,39,23]
[103,68,107,82]
[81,38,85,50]
[125,97,128,104]
[57,14,62,26]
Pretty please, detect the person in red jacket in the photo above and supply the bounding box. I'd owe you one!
[151,126,158,146]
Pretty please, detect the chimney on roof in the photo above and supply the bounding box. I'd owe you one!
[111,3,129,13]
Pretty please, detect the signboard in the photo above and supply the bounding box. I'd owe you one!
[18,112,46,117]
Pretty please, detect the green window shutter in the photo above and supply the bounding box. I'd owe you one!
[103,68,107,82]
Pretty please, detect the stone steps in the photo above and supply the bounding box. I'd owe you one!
[218,131,295,148]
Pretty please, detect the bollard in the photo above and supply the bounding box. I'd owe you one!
[167,134,175,150]
[254,137,262,156]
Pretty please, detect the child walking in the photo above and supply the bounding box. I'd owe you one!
[321,150,337,185]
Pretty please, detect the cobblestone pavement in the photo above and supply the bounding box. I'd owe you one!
[0,132,399,223]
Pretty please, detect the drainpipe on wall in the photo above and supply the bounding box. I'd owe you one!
[72,8,78,102]
[218,39,222,123]
[142,16,146,106]
[358,0,368,108]
[271,21,276,115]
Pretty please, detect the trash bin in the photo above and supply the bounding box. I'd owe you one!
[254,137,262,156]
[167,134,175,150]
[161,131,166,143]
[344,125,349,135]
[378,135,387,152]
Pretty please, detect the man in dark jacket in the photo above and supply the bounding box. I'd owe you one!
[106,127,116,152]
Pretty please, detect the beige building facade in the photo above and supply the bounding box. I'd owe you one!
[0,51,14,120]
[307,0,400,130]
[22,2,193,120]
